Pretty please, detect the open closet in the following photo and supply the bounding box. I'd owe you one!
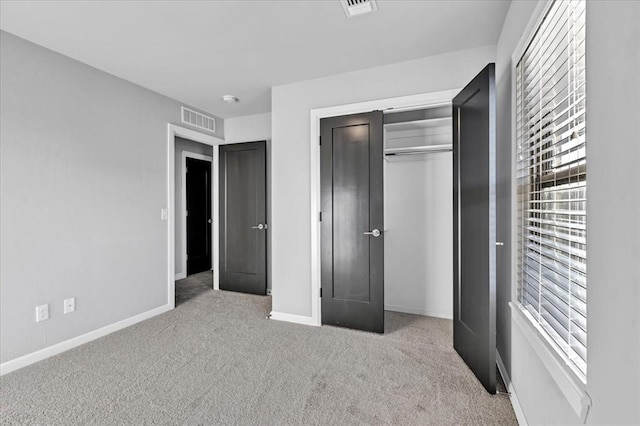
[318,64,496,391]
[383,105,453,319]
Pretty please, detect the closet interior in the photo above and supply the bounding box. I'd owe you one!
[383,105,454,319]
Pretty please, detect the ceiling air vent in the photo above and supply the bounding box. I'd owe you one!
[181,106,215,133]
[341,0,378,17]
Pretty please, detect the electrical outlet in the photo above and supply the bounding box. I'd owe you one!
[64,297,75,314]
[35,304,49,322]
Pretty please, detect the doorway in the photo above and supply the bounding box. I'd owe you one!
[174,137,214,280]
[318,106,453,333]
[167,125,221,309]
[310,89,460,326]
[174,138,214,306]
[383,106,453,320]
[167,127,272,311]
[311,64,497,394]
[185,156,212,275]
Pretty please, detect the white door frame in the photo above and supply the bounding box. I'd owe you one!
[168,124,223,309]
[309,89,460,326]
[178,151,213,281]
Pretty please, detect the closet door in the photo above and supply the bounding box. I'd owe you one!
[320,111,384,333]
[453,63,497,393]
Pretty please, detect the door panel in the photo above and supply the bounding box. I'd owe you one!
[332,125,371,302]
[219,141,267,295]
[321,111,384,333]
[453,63,497,394]
[186,157,212,275]
[225,150,257,273]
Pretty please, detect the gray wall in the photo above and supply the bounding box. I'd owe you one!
[270,45,496,317]
[174,137,214,278]
[496,1,640,424]
[384,153,453,318]
[224,113,271,144]
[0,31,223,363]
[585,3,639,422]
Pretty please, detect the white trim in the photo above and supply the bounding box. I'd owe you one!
[497,351,528,426]
[309,89,460,328]
[384,304,453,320]
[511,0,553,66]
[168,124,223,306]
[511,303,591,421]
[269,311,319,327]
[0,304,172,376]
[180,150,213,279]
[175,272,186,280]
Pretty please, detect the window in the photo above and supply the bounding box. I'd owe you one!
[516,0,587,380]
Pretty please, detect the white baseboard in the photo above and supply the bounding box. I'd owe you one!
[269,311,318,327]
[384,304,453,320]
[497,351,528,426]
[0,304,173,376]
[175,272,186,280]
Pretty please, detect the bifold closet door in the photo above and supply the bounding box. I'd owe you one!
[453,63,497,394]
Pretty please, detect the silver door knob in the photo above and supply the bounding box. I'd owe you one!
[252,224,265,230]
[208,219,212,224]
[364,229,381,237]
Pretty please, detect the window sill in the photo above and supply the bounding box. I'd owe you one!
[510,302,592,422]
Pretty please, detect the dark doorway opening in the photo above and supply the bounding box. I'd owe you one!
[186,157,212,276]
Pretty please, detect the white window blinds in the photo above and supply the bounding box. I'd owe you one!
[516,0,587,380]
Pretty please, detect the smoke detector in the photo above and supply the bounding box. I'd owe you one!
[222,95,239,104]
[341,0,378,17]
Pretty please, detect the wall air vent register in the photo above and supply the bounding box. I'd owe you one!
[181,106,215,133]
[341,0,378,17]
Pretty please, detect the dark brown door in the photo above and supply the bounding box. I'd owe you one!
[186,157,212,275]
[453,63,497,393]
[219,141,267,295]
[320,111,384,333]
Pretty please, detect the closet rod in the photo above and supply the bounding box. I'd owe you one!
[384,144,452,156]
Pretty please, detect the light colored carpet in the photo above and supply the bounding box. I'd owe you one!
[175,270,214,306]
[1,278,516,425]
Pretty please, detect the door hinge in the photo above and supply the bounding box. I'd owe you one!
[186,210,189,216]
[319,135,322,146]
[185,166,188,173]
[320,288,322,297]
[319,212,322,222]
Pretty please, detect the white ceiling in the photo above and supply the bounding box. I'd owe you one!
[0,1,510,118]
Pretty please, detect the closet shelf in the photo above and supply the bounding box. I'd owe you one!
[384,144,452,156]
[384,116,451,129]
